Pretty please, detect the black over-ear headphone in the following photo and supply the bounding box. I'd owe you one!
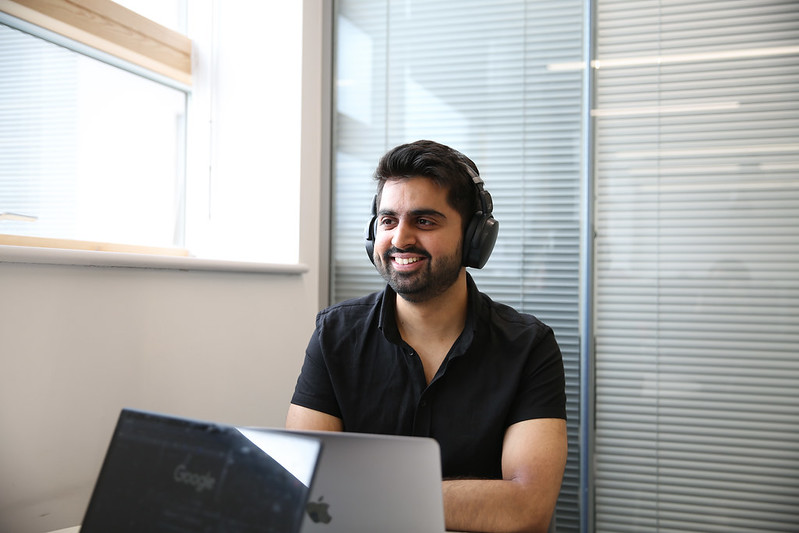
[364,166,499,269]
[461,166,499,269]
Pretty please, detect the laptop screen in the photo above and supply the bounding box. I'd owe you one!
[81,409,322,533]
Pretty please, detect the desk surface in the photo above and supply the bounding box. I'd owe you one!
[47,522,478,533]
[48,527,471,533]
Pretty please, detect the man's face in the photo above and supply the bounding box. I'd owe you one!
[372,177,464,303]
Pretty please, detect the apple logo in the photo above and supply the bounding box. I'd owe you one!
[306,496,332,524]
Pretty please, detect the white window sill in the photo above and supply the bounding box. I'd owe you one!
[0,245,309,275]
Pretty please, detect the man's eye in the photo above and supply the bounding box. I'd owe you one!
[417,218,434,226]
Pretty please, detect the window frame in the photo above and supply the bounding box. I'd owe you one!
[0,0,196,262]
[0,1,311,272]
[0,0,191,85]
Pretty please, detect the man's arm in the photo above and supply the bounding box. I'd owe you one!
[442,418,567,533]
[286,403,344,432]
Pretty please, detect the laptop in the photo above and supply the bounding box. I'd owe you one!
[266,429,447,533]
[80,408,323,533]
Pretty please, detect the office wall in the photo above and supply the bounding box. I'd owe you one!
[0,3,329,532]
[0,260,321,532]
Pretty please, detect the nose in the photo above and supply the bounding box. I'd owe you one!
[391,218,416,250]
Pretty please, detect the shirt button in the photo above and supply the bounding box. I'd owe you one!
[420,400,427,408]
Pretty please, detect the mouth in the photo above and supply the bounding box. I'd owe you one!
[382,247,429,270]
[386,248,429,269]
[393,256,421,265]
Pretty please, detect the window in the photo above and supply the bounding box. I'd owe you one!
[331,1,799,532]
[0,22,188,251]
[0,0,305,266]
[331,2,586,530]
[593,1,799,531]
[0,0,191,254]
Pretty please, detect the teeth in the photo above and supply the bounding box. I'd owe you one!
[395,257,419,265]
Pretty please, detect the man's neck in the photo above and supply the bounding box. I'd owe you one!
[395,270,469,341]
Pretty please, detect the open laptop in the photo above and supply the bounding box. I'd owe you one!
[80,408,323,533]
[261,429,447,533]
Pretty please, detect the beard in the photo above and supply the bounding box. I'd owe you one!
[375,244,463,303]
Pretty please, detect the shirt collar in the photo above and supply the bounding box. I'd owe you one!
[377,272,480,350]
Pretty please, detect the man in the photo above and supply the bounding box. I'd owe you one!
[287,140,567,533]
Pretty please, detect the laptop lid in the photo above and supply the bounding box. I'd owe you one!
[80,409,322,533]
[272,430,446,533]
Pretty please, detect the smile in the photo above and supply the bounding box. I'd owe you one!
[394,257,421,265]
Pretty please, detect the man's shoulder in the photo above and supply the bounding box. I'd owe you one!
[476,290,552,335]
[312,290,388,350]
[317,289,384,322]
[468,273,549,332]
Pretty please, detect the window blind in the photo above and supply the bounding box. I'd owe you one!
[0,19,187,249]
[331,1,585,530]
[593,1,799,531]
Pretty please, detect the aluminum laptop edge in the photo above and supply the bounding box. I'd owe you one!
[249,429,447,533]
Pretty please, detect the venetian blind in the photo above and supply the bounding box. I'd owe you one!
[593,0,799,531]
[331,1,586,530]
[0,20,187,249]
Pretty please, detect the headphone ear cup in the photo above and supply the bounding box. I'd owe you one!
[364,195,378,264]
[462,185,499,268]
[463,213,499,269]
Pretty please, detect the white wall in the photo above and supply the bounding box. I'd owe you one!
[185,0,306,264]
[0,2,329,532]
[0,262,319,530]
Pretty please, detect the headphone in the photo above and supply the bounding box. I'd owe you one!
[364,165,499,269]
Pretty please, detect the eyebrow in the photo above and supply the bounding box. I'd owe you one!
[378,208,448,219]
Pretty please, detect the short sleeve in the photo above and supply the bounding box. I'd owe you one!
[290,324,343,419]
[506,325,567,426]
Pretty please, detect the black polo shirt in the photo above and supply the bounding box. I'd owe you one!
[290,273,566,479]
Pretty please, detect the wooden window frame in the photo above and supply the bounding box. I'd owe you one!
[0,0,191,84]
[0,0,192,256]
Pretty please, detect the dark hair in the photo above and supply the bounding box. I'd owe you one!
[373,140,480,229]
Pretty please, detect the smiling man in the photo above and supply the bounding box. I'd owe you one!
[374,175,464,302]
[287,140,567,533]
